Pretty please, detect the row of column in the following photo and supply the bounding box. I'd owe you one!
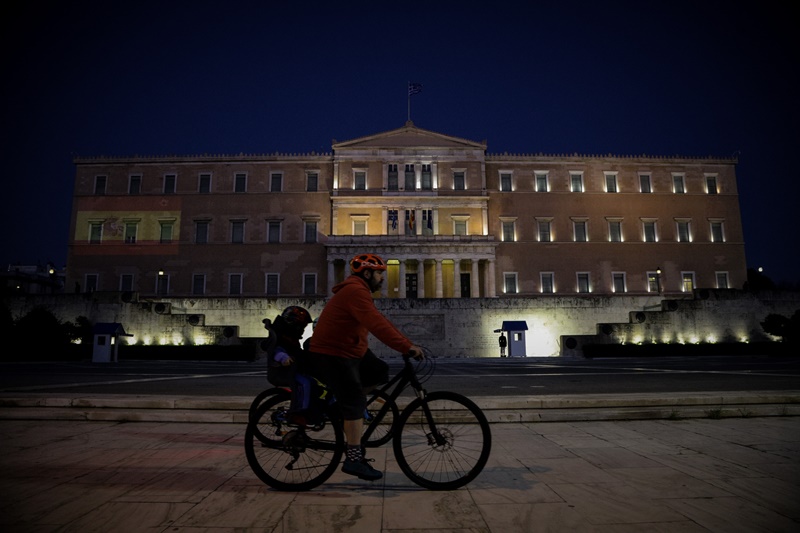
[327,257,496,298]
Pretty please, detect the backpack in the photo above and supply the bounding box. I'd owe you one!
[289,373,330,426]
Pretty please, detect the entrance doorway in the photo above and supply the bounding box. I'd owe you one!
[406,273,418,298]
[460,272,471,298]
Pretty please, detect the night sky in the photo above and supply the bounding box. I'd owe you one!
[3,1,798,286]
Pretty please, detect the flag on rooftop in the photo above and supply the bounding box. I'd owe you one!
[408,82,423,96]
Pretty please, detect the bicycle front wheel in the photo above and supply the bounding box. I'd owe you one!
[393,391,491,490]
[245,394,344,491]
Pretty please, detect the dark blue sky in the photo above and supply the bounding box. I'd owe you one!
[3,1,798,285]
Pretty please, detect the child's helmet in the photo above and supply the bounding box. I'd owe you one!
[350,253,387,273]
[281,306,312,327]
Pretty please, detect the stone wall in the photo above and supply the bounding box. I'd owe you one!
[4,290,798,358]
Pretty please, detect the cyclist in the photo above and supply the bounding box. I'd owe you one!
[267,305,313,387]
[308,253,423,481]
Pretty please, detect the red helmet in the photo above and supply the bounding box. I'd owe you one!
[280,306,312,327]
[350,253,387,273]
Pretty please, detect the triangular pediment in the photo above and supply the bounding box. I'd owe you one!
[333,121,486,151]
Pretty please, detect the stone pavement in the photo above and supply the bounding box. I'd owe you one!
[1,415,798,532]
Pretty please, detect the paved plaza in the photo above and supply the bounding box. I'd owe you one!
[1,415,798,532]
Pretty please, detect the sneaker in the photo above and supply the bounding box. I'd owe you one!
[341,457,383,481]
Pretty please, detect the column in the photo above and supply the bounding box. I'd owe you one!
[418,259,426,298]
[435,259,443,298]
[399,260,406,298]
[471,259,479,298]
[327,259,335,295]
[487,259,496,297]
[453,259,461,298]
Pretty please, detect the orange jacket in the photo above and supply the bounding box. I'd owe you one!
[309,275,413,359]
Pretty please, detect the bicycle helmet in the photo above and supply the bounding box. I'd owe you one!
[350,253,387,273]
[280,306,312,327]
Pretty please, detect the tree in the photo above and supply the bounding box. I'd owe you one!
[761,310,800,344]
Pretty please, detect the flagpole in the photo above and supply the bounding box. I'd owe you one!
[407,81,411,122]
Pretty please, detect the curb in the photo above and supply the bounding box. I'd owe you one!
[1,391,799,424]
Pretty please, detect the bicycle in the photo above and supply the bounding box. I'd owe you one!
[244,347,492,491]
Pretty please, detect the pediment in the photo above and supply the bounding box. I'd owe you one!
[333,121,486,151]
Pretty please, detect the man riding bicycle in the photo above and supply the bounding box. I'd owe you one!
[307,253,423,481]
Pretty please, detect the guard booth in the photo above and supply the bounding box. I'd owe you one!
[501,320,528,357]
[92,323,131,363]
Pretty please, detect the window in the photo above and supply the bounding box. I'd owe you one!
[198,173,211,193]
[354,220,366,235]
[159,222,173,244]
[540,272,554,293]
[422,209,434,236]
[229,274,242,295]
[234,173,247,193]
[716,272,729,289]
[404,164,415,190]
[710,221,724,243]
[354,171,366,190]
[192,274,206,295]
[124,222,137,244]
[570,173,583,192]
[156,272,169,295]
[677,220,691,242]
[640,173,652,193]
[164,174,176,194]
[672,174,685,194]
[129,175,141,195]
[94,175,107,195]
[303,273,317,295]
[573,220,587,242]
[304,221,317,243]
[577,272,590,293]
[270,173,283,192]
[608,220,622,242]
[387,209,399,234]
[265,273,279,295]
[612,272,626,293]
[643,220,657,242]
[453,171,465,190]
[404,210,415,235]
[231,221,245,244]
[647,271,661,293]
[605,173,618,193]
[502,220,515,242]
[120,274,134,292]
[307,172,318,192]
[454,219,467,236]
[421,164,432,190]
[706,175,718,194]
[538,220,551,242]
[388,165,399,190]
[535,173,548,192]
[682,272,695,292]
[85,274,99,293]
[267,221,281,243]
[195,220,209,244]
[503,273,518,294]
[500,172,512,192]
[89,222,102,244]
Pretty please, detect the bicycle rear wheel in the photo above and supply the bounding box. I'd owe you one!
[393,391,491,490]
[245,393,344,491]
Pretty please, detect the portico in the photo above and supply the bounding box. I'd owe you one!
[325,236,497,298]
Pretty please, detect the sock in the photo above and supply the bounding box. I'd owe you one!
[346,444,363,462]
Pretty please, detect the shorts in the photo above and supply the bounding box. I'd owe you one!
[306,349,389,420]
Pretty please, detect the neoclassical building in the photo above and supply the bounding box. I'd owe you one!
[67,122,746,299]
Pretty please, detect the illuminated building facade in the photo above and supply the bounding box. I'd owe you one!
[67,122,746,299]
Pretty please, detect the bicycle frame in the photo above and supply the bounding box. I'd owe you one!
[361,355,436,447]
